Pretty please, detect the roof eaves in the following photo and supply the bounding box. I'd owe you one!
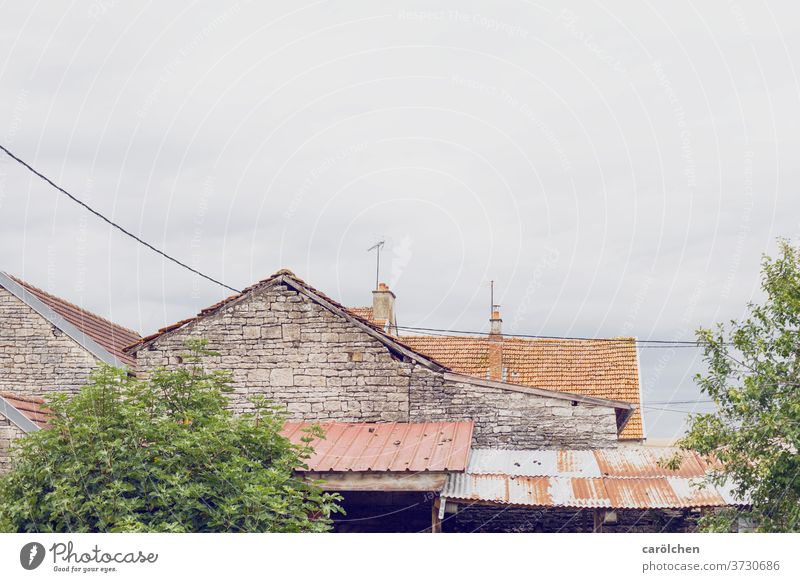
[443,371,636,411]
[0,272,126,368]
[0,394,41,434]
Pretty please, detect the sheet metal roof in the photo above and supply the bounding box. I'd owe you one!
[442,447,745,510]
[464,447,707,479]
[281,421,474,472]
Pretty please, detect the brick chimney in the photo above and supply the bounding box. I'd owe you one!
[490,308,503,337]
[372,282,397,335]
[488,307,503,381]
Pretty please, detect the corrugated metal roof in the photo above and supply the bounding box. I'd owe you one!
[466,447,708,478]
[282,421,474,472]
[442,474,733,509]
[443,447,744,510]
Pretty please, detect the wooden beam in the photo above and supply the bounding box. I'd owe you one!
[593,509,604,533]
[431,498,442,533]
[301,471,448,492]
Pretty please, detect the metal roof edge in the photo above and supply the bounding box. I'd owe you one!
[443,372,636,410]
[0,394,41,434]
[0,271,124,368]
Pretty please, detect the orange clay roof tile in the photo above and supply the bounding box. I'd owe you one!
[0,391,50,428]
[7,275,140,367]
[401,335,644,440]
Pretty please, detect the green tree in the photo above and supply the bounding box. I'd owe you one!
[0,340,342,532]
[679,239,800,532]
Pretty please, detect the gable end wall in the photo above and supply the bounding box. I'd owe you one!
[135,283,620,448]
[135,284,413,421]
[0,286,99,396]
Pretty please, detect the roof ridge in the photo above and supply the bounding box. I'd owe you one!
[401,334,637,343]
[126,270,450,373]
[7,274,140,337]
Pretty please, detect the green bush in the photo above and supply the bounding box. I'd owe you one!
[680,240,800,532]
[0,340,342,532]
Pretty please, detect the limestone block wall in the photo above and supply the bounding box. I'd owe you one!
[0,416,25,475]
[135,282,622,449]
[135,284,413,422]
[409,369,619,449]
[0,287,99,396]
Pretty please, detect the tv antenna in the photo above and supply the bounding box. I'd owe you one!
[367,240,385,290]
[490,280,500,314]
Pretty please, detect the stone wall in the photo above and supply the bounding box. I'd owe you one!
[0,416,26,475]
[135,282,621,448]
[409,369,619,448]
[0,286,99,397]
[135,284,413,421]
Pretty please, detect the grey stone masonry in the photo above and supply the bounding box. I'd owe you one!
[0,286,98,397]
[135,284,413,422]
[134,280,622,448]
[0,415,25,474]
[409,368,619,448]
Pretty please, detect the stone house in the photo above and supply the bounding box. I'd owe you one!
[1,268,731,532]
[127,269,635,450]
[0,392,47,474]
[0,272,140,398]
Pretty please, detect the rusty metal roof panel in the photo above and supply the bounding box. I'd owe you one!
[442,473,505,503]
[443,473,737,510]
[558,477,612,508]
[557,450,603,477]
[282,421,473,472]
[666,477,728,507]
[593,447,706,478]
[467,449,602,478]
[602,478,680,508]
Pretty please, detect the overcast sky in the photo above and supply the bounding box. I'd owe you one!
[1,1,798,439]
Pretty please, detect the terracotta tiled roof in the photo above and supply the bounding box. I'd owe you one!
[7,275,140,367]
[0,392,50,428]
[347,306,388,329]
[401,335,643,440]
[348,306,374,321]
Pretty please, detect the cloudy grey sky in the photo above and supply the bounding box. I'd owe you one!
[1,1,798,439]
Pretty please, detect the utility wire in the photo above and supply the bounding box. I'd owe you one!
[0,144,241,294]
[0,145,748,348]
[395,324,716,346]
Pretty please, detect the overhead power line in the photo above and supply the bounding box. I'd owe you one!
[394,324,713,346]
[0,145,741,348]
[0,144,241,294]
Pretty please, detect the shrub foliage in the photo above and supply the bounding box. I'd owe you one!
[0,340,342,532]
